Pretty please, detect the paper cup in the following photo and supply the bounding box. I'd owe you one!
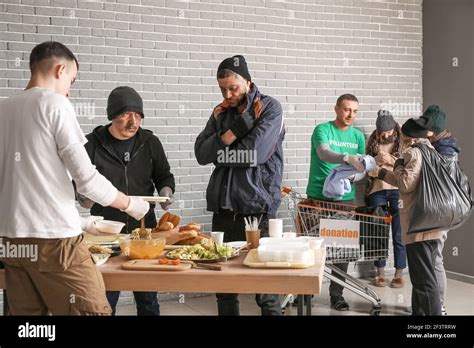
[211,231,224,246]
[245,229,261,250]
[269,219,283,238]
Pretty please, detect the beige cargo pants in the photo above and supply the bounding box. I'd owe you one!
[1,234,111,315]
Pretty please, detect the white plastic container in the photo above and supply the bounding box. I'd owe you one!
[257,244,311,263]
[282,232,297,239]
[259,237,309,247]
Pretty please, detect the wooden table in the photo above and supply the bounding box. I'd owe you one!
[0,249,325,315]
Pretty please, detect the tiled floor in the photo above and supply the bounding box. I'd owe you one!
[116,277,474,316]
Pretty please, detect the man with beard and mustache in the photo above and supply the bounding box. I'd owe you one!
[78,86,175,316]
[306,94,366,311]
[195,55,284,316]
[365,110,406,289]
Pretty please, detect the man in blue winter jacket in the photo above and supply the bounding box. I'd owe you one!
[195,55,285,315]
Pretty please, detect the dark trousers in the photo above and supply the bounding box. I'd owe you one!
[406,240,442,316]
[368,189,407,270]
[106,291,160,316]
[328,262,349,299]
[322,198,353,300]
[212,209,282,316]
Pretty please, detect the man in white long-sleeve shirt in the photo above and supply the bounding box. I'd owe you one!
[0,41,149,315]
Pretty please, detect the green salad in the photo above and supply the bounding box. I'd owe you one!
[167,244,236,260]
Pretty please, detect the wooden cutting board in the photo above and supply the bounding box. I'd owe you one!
[122,259,192,272]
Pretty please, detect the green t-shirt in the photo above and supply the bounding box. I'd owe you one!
[306,121,366,201]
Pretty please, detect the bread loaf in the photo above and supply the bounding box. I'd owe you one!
[158,212,181,228]
[179,223,201,232]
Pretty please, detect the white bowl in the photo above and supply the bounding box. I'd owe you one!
[306,237,324,250]
[95,220,125,234]
[91,253,110,266]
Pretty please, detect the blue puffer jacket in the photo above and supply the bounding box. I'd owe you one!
[195,84,285,216]
[431,136,460,160]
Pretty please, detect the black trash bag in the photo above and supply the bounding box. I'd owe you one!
[355,205,394,260]
[408,143,473,234]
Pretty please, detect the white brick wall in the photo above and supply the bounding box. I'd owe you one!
[0,0,422,264]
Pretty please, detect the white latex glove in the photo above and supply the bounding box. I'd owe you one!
[80,216,104,235]
[345,154,365,173]
[159,186,174,210]
[122,196,150,221]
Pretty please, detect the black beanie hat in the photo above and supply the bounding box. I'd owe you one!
[107,86,144,120]
[420,105,446,133]
[217,55,251,81]
[401,118,429,138]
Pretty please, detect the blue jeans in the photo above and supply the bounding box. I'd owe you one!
[106,291,160,316]
[368,189,406,270]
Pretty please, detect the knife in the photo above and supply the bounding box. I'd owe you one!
[181,260,222,271]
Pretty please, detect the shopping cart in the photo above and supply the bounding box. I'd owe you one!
[280,187,392,316]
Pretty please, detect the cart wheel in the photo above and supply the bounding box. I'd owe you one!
[370,306,382,316]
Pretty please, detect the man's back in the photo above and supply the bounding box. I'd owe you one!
[0,87,85,238]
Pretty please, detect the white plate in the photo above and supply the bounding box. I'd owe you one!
[83,233,126,244]
[139,196,170,203]
[226,241,248,249]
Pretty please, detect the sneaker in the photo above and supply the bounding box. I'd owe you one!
[330,296,349,311]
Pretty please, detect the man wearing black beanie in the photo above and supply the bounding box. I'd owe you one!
[78,86,176,316]
[369,118,444,315]
[195,55,285,316]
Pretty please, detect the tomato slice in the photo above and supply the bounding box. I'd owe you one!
[158,258,168,265]
[169,258,181,265]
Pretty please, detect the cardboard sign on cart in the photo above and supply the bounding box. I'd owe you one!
[319,218,361,261]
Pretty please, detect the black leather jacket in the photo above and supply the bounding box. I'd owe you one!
[84,125,175,233]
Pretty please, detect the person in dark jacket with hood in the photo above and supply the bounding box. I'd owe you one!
[419,104,460,315]
[79,86,175,316]
[195,55,285,316]
[365,110,406,289]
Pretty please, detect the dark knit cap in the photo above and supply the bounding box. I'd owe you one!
[419,105,446,133]
[376,110,397,132]
[217,55,251,81]
[107,86,144,120]
[401,118,429,138]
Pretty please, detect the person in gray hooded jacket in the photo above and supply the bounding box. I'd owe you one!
[195,55,285,316]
